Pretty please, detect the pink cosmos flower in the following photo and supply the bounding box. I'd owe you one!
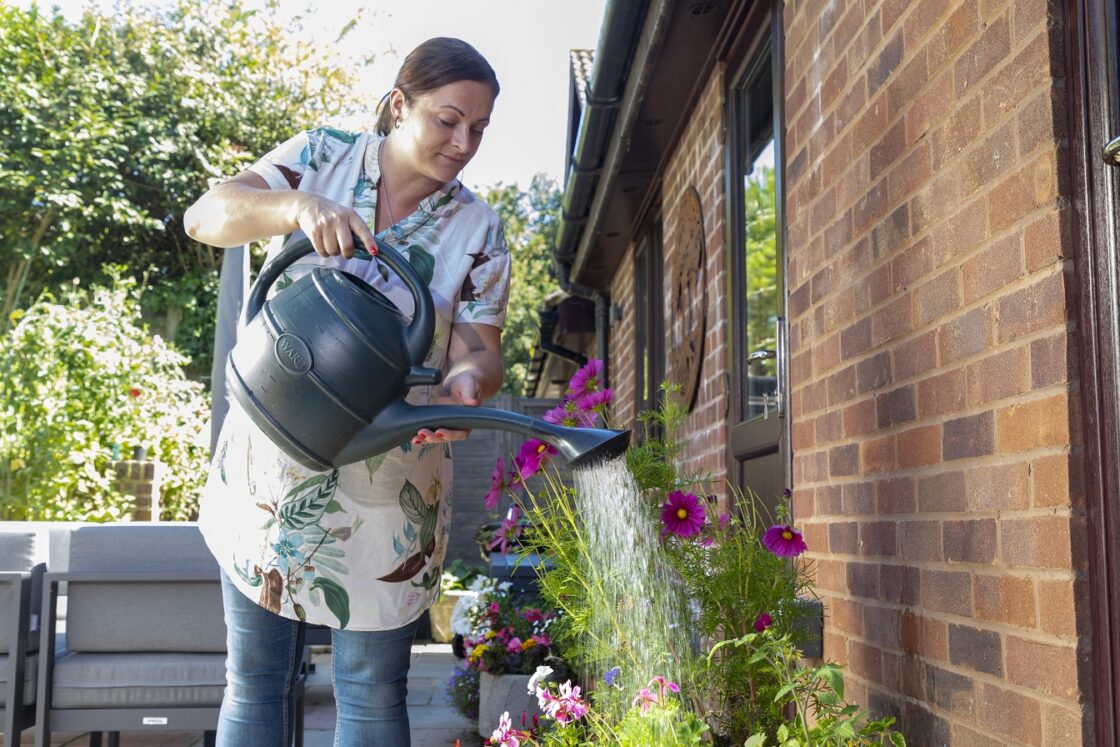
[575,388,612,416]
[542,400,597,428]
[660,490,706,538]
[762,524,808,557]
[488,506,524,556]
[753,612,773,632]
[515,439,557,479]
[489,711,530,747]
[567,358,603,397]
[718,513,731,528]
[507,637,522,653]
[484,458,509,510]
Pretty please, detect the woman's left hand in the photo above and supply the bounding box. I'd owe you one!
[412,372,482,445]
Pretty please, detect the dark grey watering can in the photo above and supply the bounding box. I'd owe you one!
[226,234,629,472]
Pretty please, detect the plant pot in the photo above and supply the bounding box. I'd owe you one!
[478,671,542,738]
[429,589,471,643]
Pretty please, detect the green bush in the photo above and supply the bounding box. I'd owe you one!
[0,273,209,521]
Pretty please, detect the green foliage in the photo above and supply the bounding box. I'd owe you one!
[712,633,905,747]
[0,273,210,521]
[445,664,480,721]
[440,558,485,592]
[483,176,562,394]
[0,1,372,373]
[744,166,779,381]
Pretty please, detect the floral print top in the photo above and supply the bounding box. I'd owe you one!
[198,128,510,630]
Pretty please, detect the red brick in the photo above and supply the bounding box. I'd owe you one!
[1006,635,1082,699]
[938,305,992,364]
[902,611,949,660]
[830,444,859,477]
[1043,703,1089,746]
[917,267,961,326]
[860,434,897,473]
[843,398,878,437]
[944,518,997,564]
[828,365,858,406]
[875,385,916,428]
[962,233,1025,304]
[1031,331,1073,389]
[830,595,863,636]
[887,49,930,123]
[887,140,933,206]
[901,520,943,562]
[1002,516,1074,570]
[977,682,1043,746]
[966,345,1029,406]
[1016,85,1066,161]
[876,476,915,513]
[848,561,880,598]
[949,622,1003,675]
[954,13,1010,97]
[860,520,898,557]
[922,568,972,616]
[928,0,979,73]
[1033,452,1082,509]
[984,29,1062,127]
[848,639,884,683]
[996,270,1069,343]
[966,461,1031,511]
[1038,576,1084,637]
[996,393,1072,452]
[930,196,989,269]
[829,521,860,554]
[897,424,942,468]
[870,292,913,347]
[843,481,876,515]
[988,149,1061,232]
[917,368,966,418]
[815,408,845,443]
[919,470,967,512]
[957,121,1019,199]
[863,604,902,649]
[975,573,1036,627]
[1024,208,1072,273]
[870,119,907,178]
[893,331,937,381]
[867,31,904,97]
[943,410,995,460]
[870,204,909,261]
[881,564,921,606]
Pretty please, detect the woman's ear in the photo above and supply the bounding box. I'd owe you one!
[389,88,407,127]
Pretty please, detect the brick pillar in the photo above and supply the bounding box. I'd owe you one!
[113,460,163,521]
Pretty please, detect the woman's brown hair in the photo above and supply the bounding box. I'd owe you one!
[375,37,500,135]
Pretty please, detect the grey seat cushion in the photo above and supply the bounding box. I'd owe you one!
[0,531,42,656]
[0,651,38,706]
[65,524,226,653]
[50,651,226,709]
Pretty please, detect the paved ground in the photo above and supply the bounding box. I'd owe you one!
[9,644,482,747]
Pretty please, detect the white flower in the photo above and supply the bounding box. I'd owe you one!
[527,665,553,694]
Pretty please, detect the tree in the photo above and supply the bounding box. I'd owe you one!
[483,176,562,395]
[0,1,374,373]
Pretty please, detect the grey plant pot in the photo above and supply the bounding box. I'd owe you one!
[477,671,542,738]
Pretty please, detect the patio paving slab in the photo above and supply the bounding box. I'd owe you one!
[7,644,482,747]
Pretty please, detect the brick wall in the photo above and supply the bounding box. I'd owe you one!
[660,71,731,489]
[610,244,639,429]
[783,0,1089,743]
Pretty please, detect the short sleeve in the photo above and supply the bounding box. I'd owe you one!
[454,219,511,329]
[247,131,311,191]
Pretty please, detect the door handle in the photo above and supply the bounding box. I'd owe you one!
[1106,135,1120,167]
[746,318,785,418]
[748,349,776,364]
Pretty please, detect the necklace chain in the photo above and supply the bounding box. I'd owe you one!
[378,139,395,228]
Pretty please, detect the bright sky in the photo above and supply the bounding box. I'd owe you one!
[26,0,608,191]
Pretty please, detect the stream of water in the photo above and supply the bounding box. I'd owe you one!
[574,457,688,717]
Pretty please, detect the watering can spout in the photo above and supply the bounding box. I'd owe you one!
[336,400,630,468]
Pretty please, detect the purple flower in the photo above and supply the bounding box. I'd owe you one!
[604,666,622,686]
[660,490,706,538]
[542,400,597,428]
[575,388,612,419]
[762,524,808,557]
[515,439,557,478]
[488,506,524,556]
[753,612,773,632]
[484,457,509,510]
[567,359,604,397]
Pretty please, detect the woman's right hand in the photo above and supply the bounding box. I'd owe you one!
[293,193,377,259]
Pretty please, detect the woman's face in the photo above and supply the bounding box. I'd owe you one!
[391,79,495,185]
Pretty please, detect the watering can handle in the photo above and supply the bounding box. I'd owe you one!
[242,233,436,367]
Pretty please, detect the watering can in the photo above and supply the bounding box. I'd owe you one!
[226,234,630,472]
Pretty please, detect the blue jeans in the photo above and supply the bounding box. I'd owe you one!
[218,570,419,746]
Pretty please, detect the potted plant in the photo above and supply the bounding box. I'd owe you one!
[429,559,484,643]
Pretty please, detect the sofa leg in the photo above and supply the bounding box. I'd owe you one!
[89,732,103,747]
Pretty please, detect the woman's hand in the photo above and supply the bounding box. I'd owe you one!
[293,193,377,259]
[412,372,482,445]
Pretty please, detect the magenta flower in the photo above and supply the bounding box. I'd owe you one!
[576,387,612,414]
[632,687,658,714]
[542,400,597,428]
[762,524,808,557]
[515,439,557,478]
[489,506,524,555]
[484,457,509,509]
[660,490,706,538]
[507,637,522,653]
[753,612,773,632]
[567,358,604,397]
[489,711,530,747]
[549,681,589,724]
[632,675,680,716]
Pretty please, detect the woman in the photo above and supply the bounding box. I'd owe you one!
[184,37,508,746]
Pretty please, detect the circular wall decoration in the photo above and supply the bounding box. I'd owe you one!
[669,186,707,412]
